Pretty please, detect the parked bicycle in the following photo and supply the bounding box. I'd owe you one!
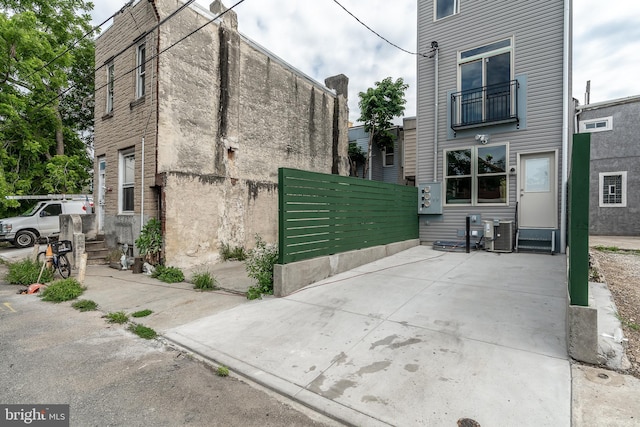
[37,237,72,279]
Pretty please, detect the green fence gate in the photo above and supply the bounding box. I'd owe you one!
[278,168,419,264]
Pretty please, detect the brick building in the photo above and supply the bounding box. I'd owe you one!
[93,0,349,268]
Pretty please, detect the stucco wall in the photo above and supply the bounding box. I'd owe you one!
[580,98,640,235]
[94,0,349,268]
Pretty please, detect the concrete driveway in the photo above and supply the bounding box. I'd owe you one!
[166,246,570,426]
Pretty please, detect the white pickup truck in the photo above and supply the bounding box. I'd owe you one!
[0,198,92,248]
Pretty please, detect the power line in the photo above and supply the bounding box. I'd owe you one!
[35,0,200,109]
[23,1,134,83]
[330,0,428,58]
[94,0,247,97]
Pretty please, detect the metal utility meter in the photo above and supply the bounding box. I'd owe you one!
[418,182,443,214]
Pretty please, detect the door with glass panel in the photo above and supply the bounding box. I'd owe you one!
[518,152,557,228]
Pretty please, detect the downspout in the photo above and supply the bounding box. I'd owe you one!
[140,0,161,232]
[560,0,570,253]
[432,42,439,181]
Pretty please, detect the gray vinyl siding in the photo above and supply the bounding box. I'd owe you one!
[417,0,570,243]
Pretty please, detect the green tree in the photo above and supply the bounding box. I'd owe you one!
[357,77,408,180]
[0,0,95,216]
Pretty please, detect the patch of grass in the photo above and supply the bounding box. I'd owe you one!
[216,365,229,377]
[220,243,247,261]
[131,309,153,318]
[151,265,185,283]
[40,278,84,302]
[593,245,640,256]
[105,311,129,324]
[72,299,98,312]
[6,258,54,285]
[128,324,157,339]
[192,271,218,291]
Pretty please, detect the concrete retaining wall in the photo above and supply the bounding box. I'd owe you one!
[273,239,419,297]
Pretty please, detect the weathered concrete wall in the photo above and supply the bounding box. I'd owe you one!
[161,172,279,269]
[154,1,348,268]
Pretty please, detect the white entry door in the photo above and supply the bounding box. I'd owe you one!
[519,152,557,228]
[98,158,106,233]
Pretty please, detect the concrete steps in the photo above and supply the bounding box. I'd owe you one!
[85,236,110,265]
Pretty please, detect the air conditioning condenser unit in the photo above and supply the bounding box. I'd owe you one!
[484,220,514,253]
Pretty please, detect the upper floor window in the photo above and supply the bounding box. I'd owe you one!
[435,0,458,20]
[580,116,613,133]
[451,38,516,130]
[445,144,508,205]
[106,62,114,113]
[599,171,627,207]
[120,149,135,213]
[136,43,146,99]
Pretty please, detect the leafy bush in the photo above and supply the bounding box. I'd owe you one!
[151,265,184,283]
[105,311,129,324]
[128,324,157,339]
[216,366,229,377]
[131,309,153,318]
[72,299,98,312]
[40,278,84,302]
[6,259,54,285]
[220,243,247,261]
[135,218,162,265]
[244,235,278,300]
[192,271,218,290]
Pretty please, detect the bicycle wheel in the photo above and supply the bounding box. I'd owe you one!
[58,254,71,278]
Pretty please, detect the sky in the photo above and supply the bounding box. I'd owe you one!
[90,0,640,124]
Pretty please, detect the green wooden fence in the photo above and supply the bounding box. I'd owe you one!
[278,168,419,264]
[568,133,591,306]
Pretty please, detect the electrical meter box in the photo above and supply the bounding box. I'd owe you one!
[418,182,443,214]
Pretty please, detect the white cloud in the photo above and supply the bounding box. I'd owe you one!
[92,0,638,121]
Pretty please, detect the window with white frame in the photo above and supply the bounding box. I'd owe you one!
[106,62,114,113]
[120,149,135,213]
[435,0,458,20]
[136,43,146,98]
[445,144,508,205]
[458,38,513,124]
[599,171,627,207]
[383,145,394,167]
[579,116,613,133]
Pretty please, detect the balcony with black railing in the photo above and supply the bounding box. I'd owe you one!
[451,80,519,131]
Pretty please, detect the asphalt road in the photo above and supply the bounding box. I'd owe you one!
[0,267,338,427]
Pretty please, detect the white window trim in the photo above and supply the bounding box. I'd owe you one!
[383,147,394,168]
[579,116,613,133]
[119,149,135,214]
[136,43,146,99]
[599,171,627,207]
[434,0,459,21]
[106,63,114,113]
[443,143,509,206]
[457,37,514,88]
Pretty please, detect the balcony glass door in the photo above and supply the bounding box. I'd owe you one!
[460,60,482,124]
[485,52,511,121]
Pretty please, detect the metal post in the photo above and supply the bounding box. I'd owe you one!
[465,216,471,253]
